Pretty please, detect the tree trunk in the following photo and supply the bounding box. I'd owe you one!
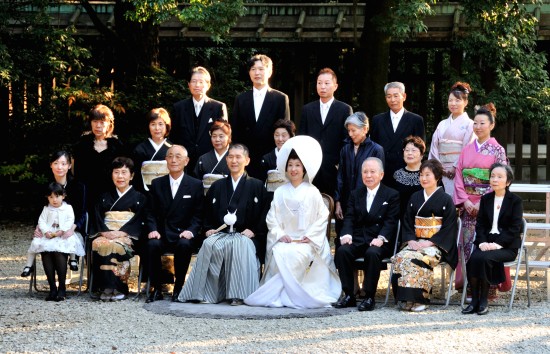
[357,0,393,118]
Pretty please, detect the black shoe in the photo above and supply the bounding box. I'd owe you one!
[56,289,66,302]
[461,304,478,314]
[146,289,164,303]
[171,288,181,302]
[69,260,79,271]
[45,291,57,301]
[477,305,489,315]
[358,297,376,311]
[21,266,34,277]
[334,294,356,308]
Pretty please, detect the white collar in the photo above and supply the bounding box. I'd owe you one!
[231,174,243,190]
[192,97,205,106]
[116,185,133,198]
[253,86,269,96]
[169,173,184,186]
[320,97,334,107]
[274,147,281,158]
[214,148,228,161]
[366,183,381,197]
[423,186,441,200]
[390,107,405,119]
[148,138,166,151]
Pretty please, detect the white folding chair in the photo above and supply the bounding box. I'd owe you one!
[460,218,531,311]
[354,221,400,308]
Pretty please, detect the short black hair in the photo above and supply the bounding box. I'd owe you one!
[420,159,444,182]
[111,156,135,174]
[489,162,514,188]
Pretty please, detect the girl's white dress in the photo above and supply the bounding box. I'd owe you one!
[27,202,85,255]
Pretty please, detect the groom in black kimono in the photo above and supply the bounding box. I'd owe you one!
[145,145,203,302]
[334,157,400,311]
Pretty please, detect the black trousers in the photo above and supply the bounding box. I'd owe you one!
[467,247,517,285]
[335,242,390,298]
[147,238,195,291]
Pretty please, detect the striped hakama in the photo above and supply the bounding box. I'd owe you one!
[178,232,260,303]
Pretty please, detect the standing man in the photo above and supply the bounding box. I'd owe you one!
[370,82,425,189]
[299,68,353,195]
[145,145,203,302]
[231,54,290,179]
[178,144,269,305]
[171,66,228,173]
[334,157,400,311]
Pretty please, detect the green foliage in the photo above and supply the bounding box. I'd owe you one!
[126,0,246,42]
[456,0,550,124]
[374,0,436,40]
[0,154,47,184]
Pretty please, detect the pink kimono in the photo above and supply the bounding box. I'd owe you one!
[453,138,508,290]
[428,113,475,197]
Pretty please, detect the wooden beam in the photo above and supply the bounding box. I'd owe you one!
[295,10,306,38]
[256,12,268,39]
[333,10,344,39]
[68,6,81,27]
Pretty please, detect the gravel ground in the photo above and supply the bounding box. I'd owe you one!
[1,222,549,353]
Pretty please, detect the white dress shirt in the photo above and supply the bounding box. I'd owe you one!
[253,86,268,121]
[390,108,405,132]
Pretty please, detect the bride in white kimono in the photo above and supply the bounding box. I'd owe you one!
[245,136,341,309]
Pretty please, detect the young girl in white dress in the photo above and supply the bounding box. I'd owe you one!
[22,183,85,301]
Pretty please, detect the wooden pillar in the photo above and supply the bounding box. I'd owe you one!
[531,122,539,184]
[515,120,524,181]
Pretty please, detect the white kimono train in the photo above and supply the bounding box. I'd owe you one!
[245,182,341,308]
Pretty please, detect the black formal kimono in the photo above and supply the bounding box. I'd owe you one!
[132,139,172,193]
[73,133,125,211]
[231,88,290,179]
[260,149,277,178]
[170,96,228,170]
[335,183,400,297]
[193,149,230,180]
[146,173,203,291]
[370,110,425,189]
[299,99,353,195]
[468,191,523,284]
[90,187,147,294]
[392,187,458,303]
[178,173,269,303]
[204,173,269,262]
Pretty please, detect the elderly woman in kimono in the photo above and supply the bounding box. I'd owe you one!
[193,120,231,184]
[90,157,147,301]
[453,104,509,294]
[132,108,172,193]
[428,82,475,197]
[245,136,341,308]
[462,163,523,315]
[391,159,458,312]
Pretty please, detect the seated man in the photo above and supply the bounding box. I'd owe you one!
[178,144,269,305]
[145,145,203,302]
[334,157,399,311]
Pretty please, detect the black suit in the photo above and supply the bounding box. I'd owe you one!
[468,191,523,284]
[370,110,425,189]
[335,183,400,298]
[299,99,353,195]
[171,96,228,173]
[146,174,203,292]
[231,88,290,179]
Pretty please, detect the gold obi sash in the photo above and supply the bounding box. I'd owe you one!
[202,173,225,195]
[104,211,135,231]
[266,169,287,192]
[438,140,463,164]
[141,161,169,188]
[415,215,443,239]
[462,168,490,195]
